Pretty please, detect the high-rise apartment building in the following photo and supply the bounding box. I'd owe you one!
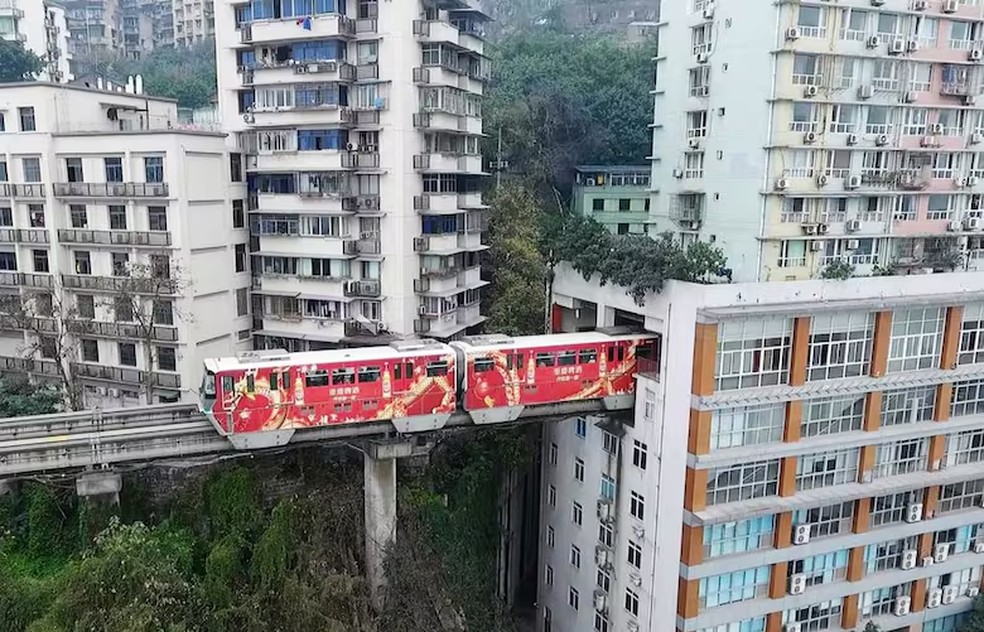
[650,0,984,283]
[121,0,157,58]
[1,0,73,83]
[64,0,123,59]
[0,82,251,407]
[541,267,984,632]
[214,0,490,350]
[173,0,214,46]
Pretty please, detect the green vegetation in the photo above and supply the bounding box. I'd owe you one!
[0,40,44,83]
[820,260,856,280]
[0,377,61,418]
[958,595,984,632]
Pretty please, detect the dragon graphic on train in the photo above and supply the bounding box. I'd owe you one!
[200,330,659,449]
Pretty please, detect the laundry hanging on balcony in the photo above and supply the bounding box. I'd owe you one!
[296,16,312,30]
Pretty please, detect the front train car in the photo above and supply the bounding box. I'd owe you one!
[200,342,458,449]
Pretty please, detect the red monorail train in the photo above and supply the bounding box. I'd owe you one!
[200,330,659,449]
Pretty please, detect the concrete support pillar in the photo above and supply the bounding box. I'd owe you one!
[0,479,15,496]
[364,440,411,612]
[75,471,122,505]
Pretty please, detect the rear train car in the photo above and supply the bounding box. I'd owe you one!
[200,340,456,449]
[450,329,660,425]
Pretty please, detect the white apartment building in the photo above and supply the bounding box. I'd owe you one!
[0,82,251,407]
[173,0,214,46]
[650,0,984,283]
[1,0,73,83]
[214,0,490,349]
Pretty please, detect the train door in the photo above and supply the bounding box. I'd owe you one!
[219,373,236,434]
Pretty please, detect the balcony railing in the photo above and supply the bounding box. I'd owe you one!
[0,184,46,198]
[356,63,378,80]
[0,228,48,244]
[0,272,53,288]
[65,319,179,342]
[57,229,172,247]
[0,355,60,377]
[341,152,380,169]
[355,18,377,34]
[53,182,169,198]
[70,362,181,388]
[343,279,381,298]
[61,274,178,294]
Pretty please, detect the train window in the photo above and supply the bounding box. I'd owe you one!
[557,351,576,366]
[535,352,555,367]
[516,353,524,368]
[358,366,381,383]
[474,357,494,372]
[203,373,216,396]
[426,361,448,377]
[606,346,615,362]
[221,375,234,395]
[394,364,402,380]
[283,370,290,388]
[332,368,355,385]
[364,399,378,410]
[405,362,414,377]
[246,374,255,394]
[506,354,514,370]
[306,371,329,388]
[617,347,625,361]
[637,343,653,359]
[578,349,597,364]
[270,372,278,391]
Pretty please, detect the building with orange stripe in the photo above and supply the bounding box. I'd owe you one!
[539,265,984,632]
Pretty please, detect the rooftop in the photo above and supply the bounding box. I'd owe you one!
[1,80,178,105]
[574,164,651,173]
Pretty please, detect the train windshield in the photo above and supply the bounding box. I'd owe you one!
[202,371,216,397]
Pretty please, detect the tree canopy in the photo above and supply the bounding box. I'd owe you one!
[0,376,61,418]
[0,40,44,83]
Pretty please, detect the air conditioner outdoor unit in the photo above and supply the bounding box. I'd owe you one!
[696,52,709,64]
[597,500,613,521]
[793,524,811,545]
[935,543,951,563]
[817,223,829,234]
[958,177,970,188]
[866,35,880,49]
[876,134,889,146]
[906,503,923,523]
[895,596,911,616]
[847,133,860,145]
[847,175,862,190]
[901,549,918,570]
[672,168,684,178]
[846,239,860,250]
[949,220,963,232]
[965,95,978,106]
[775,177,789,191]
[889,39,905,54]
[802,223,817,235]
[804,131,818,144]
[786,27,801,41]
[943,586,959,605]
[975,541,984,554]
[907,39,919,52]
[595,547,611,567]
[804,85,819,98]
[859,85,874,99]
[904,90,917,103]
[928,588,944,608]
[971,133,984,145]
[784,625,802,632]
[594,592,608,612]
[630,574,642,586]
[922,135,940,147]
[871,0,885,5]
[703,4,715,19]
[688,137,701,149]
[972,49,983,62]
[943,0,958,11]
[816,173,829,187]
[970,586,981,598]
[913,0,928,10]
[810,240,823,252]
[923,555,936,566]
[789,573,806,595]
[930,123,944,134]
[847,218,861,231]
[108,388,120,398]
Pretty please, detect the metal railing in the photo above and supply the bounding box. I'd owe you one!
[53,182,169,198]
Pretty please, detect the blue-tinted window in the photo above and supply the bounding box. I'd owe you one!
[297,129,347,151]
[292,40,345,61]
[600,474,616,501]
[257,174,296,194]
[703,516,775,559]
[575,418,587,438]
[421,215,460,235]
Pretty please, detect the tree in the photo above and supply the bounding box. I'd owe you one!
[821,260,856,280]
[958,593,984,632]
[97,254,191,405]
[0,376,60,417]
[0,40,43,83]
[485,182,548,335]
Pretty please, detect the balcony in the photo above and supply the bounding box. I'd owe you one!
[0,0,24,18]
[65,319,179,342]
[341,152,380,169]
[57,229,172,247]
[355,18,377,34]
[0,272,53,288]
[0,184,46,199]
[415,304,483,338]
[53,182,169,198]
[61,274,178,295]
[354,236,381,255]
[0,228,48,244]
[247,14,355,45]
[414,153,483,173]
[0,355,60,377]
[343,279,381,298]
[356,63,378,80]
[70,362,181,388]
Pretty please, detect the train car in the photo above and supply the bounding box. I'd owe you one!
[450,329,660,425]
[200,339,456,449]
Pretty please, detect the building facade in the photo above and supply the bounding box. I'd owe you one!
[541,266,984,632]
[650,0,984,282]
[173,0,213,47]
[1,0,73,83]
[214,0,491,349]
[573,165,653,235]
[64,0,123,59]
[0,82,250,407]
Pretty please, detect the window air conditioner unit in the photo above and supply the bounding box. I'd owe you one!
[786,27,800,41]
[943,585,959,605]
[901,549,918,570]
[928,588,943,608]
[793,524,811,545]
[895,596,911,616]
[847,175,862,190]
[935,543,950,563]
[847,133,860,145]
[943,0,958,12]
[846,239,860,250]
[866,35,880,49]
[905,503,923,523]
[889,39,905,55]
[847,218,861,231]
[804,85,819,98]
[789,573,806,595]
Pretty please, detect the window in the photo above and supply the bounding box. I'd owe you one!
[632,440,647,469]
[73,251,91,275]
[545,564,553,587]
[232,200,245,229]
[960,303,984,365]
[801,395,865,437]
[148,206,168,231]
[600,474,616,501]
[104,157,123,182]
[789,550,849,588]
[81,339,99,363]
[28,204,44,227]
[703,516,775,559]
[882,386,936,425]
[65,157,84,183]
[547,484,556,507]
[684,151,704,178]
[629,491,645,520]
[153,300,174,325]
[782,601,842,630]
[602,431,618,455]
[574,457,584,482]
[570,544,581,568]
[627,540,642,569]
[887,307,944,372]
[687,110,709,138]
[108,205,127,230]
[707,460,781,505]
[797,5,827,37]
[625,587,640,616]
[946,428,984,467]
[873,438,928,478]
[860,583,910,617]
[796,448,859,490]
[546,525,555,548]
[572,501,582,526]
[0,113,4,132]
[594,613,609,632]
[235,244,247,273]
[68,204,88,229]
[715,317,792,390]
[230,153,242,182]
[618,198,631,212]
[18,107,36,132]
[790,101,817,132]
[548,442,558,466]
[575,417,587,438]
[792,53,820,85]
[77,295,95,319]
[691,23,712,55]
[592,198,605,212]
[777,241,806,268]
[871,490,923,527]
[698,567,770,610]
[236,288,249,317]
[568,586,579,611]
[112,252,130,276]
[0,160,6,182]
[22,157,41,182]
[151,254,170,279]
[114,295,133,321]
[599,522,613,548]
[144,156,164,183]
[689,66,710,97]
[807,311,874,380]
[710,403,785,449]
[32,250,48,273]
[863,536,920,574]
[118,342,137,367]
[157,346,177,371]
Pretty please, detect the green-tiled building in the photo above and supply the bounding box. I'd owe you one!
[572,165,652,235]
